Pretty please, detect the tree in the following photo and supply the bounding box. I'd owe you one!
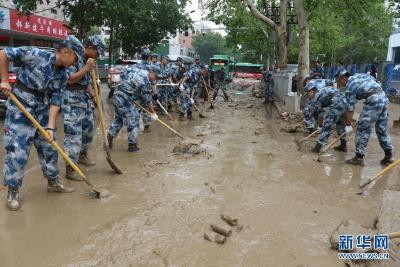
[13,0,191,61]
[192,32,229,62]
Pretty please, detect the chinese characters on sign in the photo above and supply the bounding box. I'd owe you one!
[10,10,68,39]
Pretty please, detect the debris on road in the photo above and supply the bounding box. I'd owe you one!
[221,214,238,226]
[210,224,232,237]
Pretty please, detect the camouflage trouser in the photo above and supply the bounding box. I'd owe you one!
[157,81,169,108]
[265,82,273,100]
[3,93,59,189]
[62,90,94,163]
[317,94,347,145]
[140,98,152,126]
[213,81,228,100]
[355,92,392,155]
[168,86,179,103]
[180,84,193,114]
[108,91,140,145]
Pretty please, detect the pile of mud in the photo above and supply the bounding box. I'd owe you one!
[251,82,265,98]
[173,139,212,158]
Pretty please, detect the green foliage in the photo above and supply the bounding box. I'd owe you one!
[203,0,275,64]
[13,0,191,56]
[192,32,231,62]
[204,0,393,65]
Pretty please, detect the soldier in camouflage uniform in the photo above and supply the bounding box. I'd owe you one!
[168,57,185,111]
[344,73,394,166]
[0,44,79,210]
[107,68,158,152]
[303,78,335,132]
[156,55,172,110]
[61,35,106,181]
[179,65,208,120]
[312,70,350,153]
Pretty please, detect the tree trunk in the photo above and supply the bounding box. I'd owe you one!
[244,0,288,69]
[293,0,310,94]
[108,20,113,66]
[275,25,287,69]
[77,0,85,40]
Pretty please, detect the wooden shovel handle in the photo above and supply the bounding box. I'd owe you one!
[360,159,400,188]
[133,101,185,139]
[91,70,108,145]
[8,93,86,179]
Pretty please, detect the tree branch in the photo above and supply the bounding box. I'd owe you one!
[243,0,276,29]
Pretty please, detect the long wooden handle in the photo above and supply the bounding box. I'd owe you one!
[9,93,87,179]
[183,92,204,115]
[360,159,400,188]
[133,101,184,139]
[156,83,179,87]
[299,129,320,144]
[389,231,400,239]
[317,131,346,158]
[200,76,212,103]
[91,70,108,145]
[156,100,174,121]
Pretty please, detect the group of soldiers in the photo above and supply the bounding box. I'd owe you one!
[301,68,394,166]
[0,36,228,211]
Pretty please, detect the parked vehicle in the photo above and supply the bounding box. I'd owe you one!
[232,62,264,80]
[209,55,234,81]
[107,59,141,94]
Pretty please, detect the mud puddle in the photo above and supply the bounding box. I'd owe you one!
[0,80,398,267]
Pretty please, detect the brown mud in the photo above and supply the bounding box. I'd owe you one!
[0,79,399,267]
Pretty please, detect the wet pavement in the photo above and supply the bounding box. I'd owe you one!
[0,81,398,266]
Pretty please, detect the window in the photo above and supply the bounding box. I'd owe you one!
[51,8,57,15]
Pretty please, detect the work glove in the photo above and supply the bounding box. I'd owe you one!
[190,98,194,104]
[151,113,158,121]
[179,84,185,92]
[345,125,353,134]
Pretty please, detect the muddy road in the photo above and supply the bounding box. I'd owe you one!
[0,80,398,266]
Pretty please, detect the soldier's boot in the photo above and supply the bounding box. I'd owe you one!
[345,153,365,166]
[47,179,75,193]
[128,143,140,152]
[7,187,20,211]
[223,93,229,102]
[380,149,394,166]
[78,151,96,166]
[187,111,194,120]
[107,134,114,149]
[311,143,323,153]
[334,139,348,152]
[213,92,217,101]
[66,166,83,181]
[144,125,151,133]
[178,112,186,121]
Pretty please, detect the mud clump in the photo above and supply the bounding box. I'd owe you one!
[173,139,211,157]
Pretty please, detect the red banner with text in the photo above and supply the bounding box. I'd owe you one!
[10,10,69,39]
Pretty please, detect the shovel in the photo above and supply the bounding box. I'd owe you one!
[295,129,320,148]
[133,101,185,139]
[315,132,346,162]
[200,76,214,109]
[156,99,174,121]
[8,93,107,198]
[359,158,400,189]
[91,70,123,175]
[182,92,207,118]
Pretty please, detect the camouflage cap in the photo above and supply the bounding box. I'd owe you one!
[335,68,350,79]
[63,35,84,59]
[151,53,160,59]
[176,56,183,62]
[86,35,106,56]
[194,54,200,60]
[161,55,169,60]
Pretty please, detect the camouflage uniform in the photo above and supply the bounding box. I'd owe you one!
[181,68,202,114]
[157,63,172,108]
[263,71,274,101]
[316,92,348,146]
[132,60,153,126]
[169,62,184,103]
[108,69,153,145]
[303,79,335,129]
[345,74,392,155]
[2,47,67,188]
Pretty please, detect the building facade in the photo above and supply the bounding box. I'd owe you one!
[0,0,69,48]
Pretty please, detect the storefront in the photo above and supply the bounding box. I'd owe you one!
[0,6,70,47]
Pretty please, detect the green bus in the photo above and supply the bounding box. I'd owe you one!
[232,62,264,80]
[209,55,234,80]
